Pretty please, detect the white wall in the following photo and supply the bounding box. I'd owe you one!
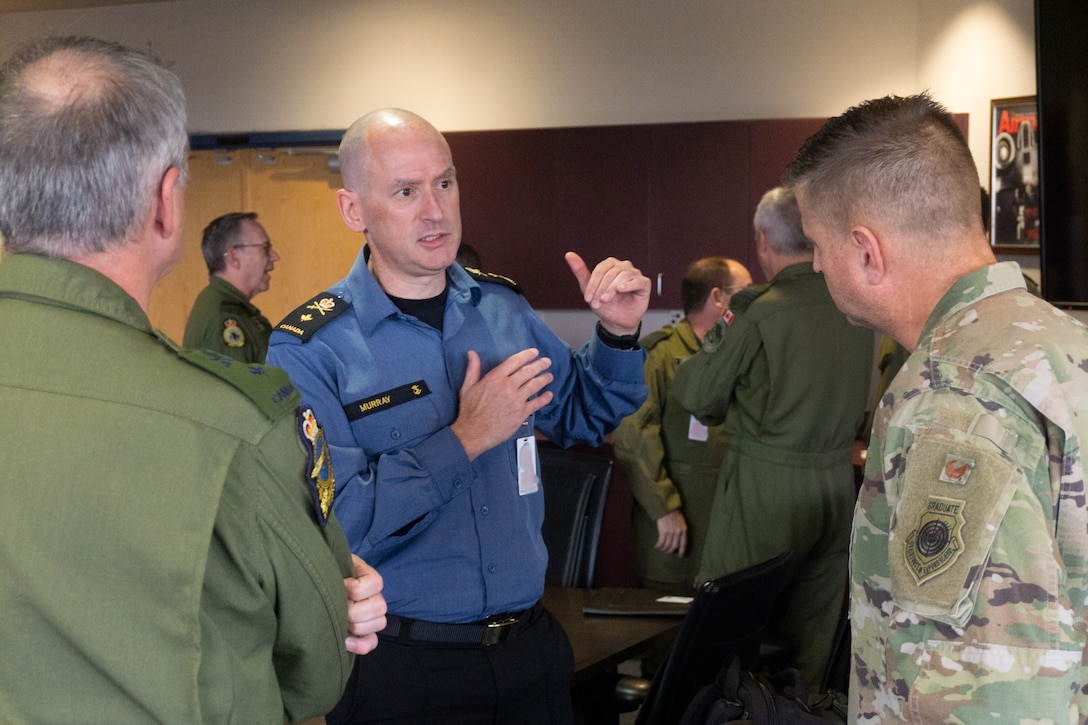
[4,0,1061,339]
[0,0,1033,170]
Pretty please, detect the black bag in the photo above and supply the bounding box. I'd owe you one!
[678,655,846,725]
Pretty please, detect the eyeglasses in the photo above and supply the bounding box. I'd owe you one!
[225,242,273,256]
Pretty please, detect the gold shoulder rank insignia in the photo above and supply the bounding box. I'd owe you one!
[275,293,350,342]
[299,406,335,526]
[463,266,523,294]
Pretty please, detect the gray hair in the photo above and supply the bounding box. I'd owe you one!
[201,211,257,274]
[753,186,810,255]
[783,92,979,240]
[0,36,188,256]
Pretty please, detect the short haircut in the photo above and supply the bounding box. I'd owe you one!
[784,92,980,241]
[753,186,810,255]
[681,257,737,316]
[202,212,258,274]
[0,36,188,256]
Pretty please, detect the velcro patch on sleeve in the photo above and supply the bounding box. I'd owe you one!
[889,426,1020,625]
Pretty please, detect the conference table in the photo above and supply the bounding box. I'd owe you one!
[541,586,688,686]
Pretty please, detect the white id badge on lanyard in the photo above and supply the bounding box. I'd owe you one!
[517,435,540,495]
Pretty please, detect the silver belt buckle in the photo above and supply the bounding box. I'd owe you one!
[482,616,518,646]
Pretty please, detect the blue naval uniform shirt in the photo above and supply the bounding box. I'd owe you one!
[267,247,646,623]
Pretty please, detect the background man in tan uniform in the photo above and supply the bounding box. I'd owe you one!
[614,256,751,592]
[0,36,385,723]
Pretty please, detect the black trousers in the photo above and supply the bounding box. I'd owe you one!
[327,604,575,725]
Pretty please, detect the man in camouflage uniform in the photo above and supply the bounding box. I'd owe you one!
[786,92,1088,721]
[614,256,751,592]
[674,187,873,687]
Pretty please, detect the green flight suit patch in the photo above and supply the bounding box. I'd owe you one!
[222,318,245,348]
[299,406,335,527]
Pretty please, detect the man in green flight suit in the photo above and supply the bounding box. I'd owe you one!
[614,256,752,592]
[184,211,279,362]
[0,36,386,723]
[674,186,874,688]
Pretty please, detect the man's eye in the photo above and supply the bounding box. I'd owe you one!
[395,188,412,198]
[438,179,452,190]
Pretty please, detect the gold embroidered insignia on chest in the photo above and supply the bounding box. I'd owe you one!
[939,454,975,485]
[299,406,335,527]
[222,318,246,348]
[904,496,966,585]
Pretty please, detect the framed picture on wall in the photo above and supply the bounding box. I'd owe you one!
[989,96,1039,251]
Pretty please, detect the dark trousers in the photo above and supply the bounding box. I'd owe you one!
[328,604,575,725]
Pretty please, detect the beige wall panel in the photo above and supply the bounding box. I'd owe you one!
[149,149,246,342]
[148,148,363,344]
[242,148,362,329]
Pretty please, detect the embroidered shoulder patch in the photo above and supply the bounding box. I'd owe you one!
[299,407,335,527]
[222,318,246,348]
[275,293,350,342]
[464,267,523,294]
[904,496,966,585]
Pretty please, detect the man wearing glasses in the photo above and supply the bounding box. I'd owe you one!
[184,211,279,362]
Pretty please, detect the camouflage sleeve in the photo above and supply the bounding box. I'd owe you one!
[851,386,1084,722]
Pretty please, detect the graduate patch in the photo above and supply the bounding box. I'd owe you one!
[222,318,245,348]
[299,406,335,526]
[904,496,966,585]
[344,381,431,421]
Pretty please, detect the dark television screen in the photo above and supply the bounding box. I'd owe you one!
[1036,0,1088,307]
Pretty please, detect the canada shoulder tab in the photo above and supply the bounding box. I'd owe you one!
[727,284,770,315]
[464,267,523,294]
[275,293,350,342]
[175,347,300,420]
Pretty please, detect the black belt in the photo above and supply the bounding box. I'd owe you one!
[380,601,542,647]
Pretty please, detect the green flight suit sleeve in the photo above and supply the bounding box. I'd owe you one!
[673,312,762,427]
[207,410,355,723]
[614,340,682,521]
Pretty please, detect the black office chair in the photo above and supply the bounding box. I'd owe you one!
[630,550,795,725]
[539,444,613,589]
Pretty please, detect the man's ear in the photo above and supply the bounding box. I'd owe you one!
[336,188,367,233]
[851,225,887,285]
[155,166,183,241]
